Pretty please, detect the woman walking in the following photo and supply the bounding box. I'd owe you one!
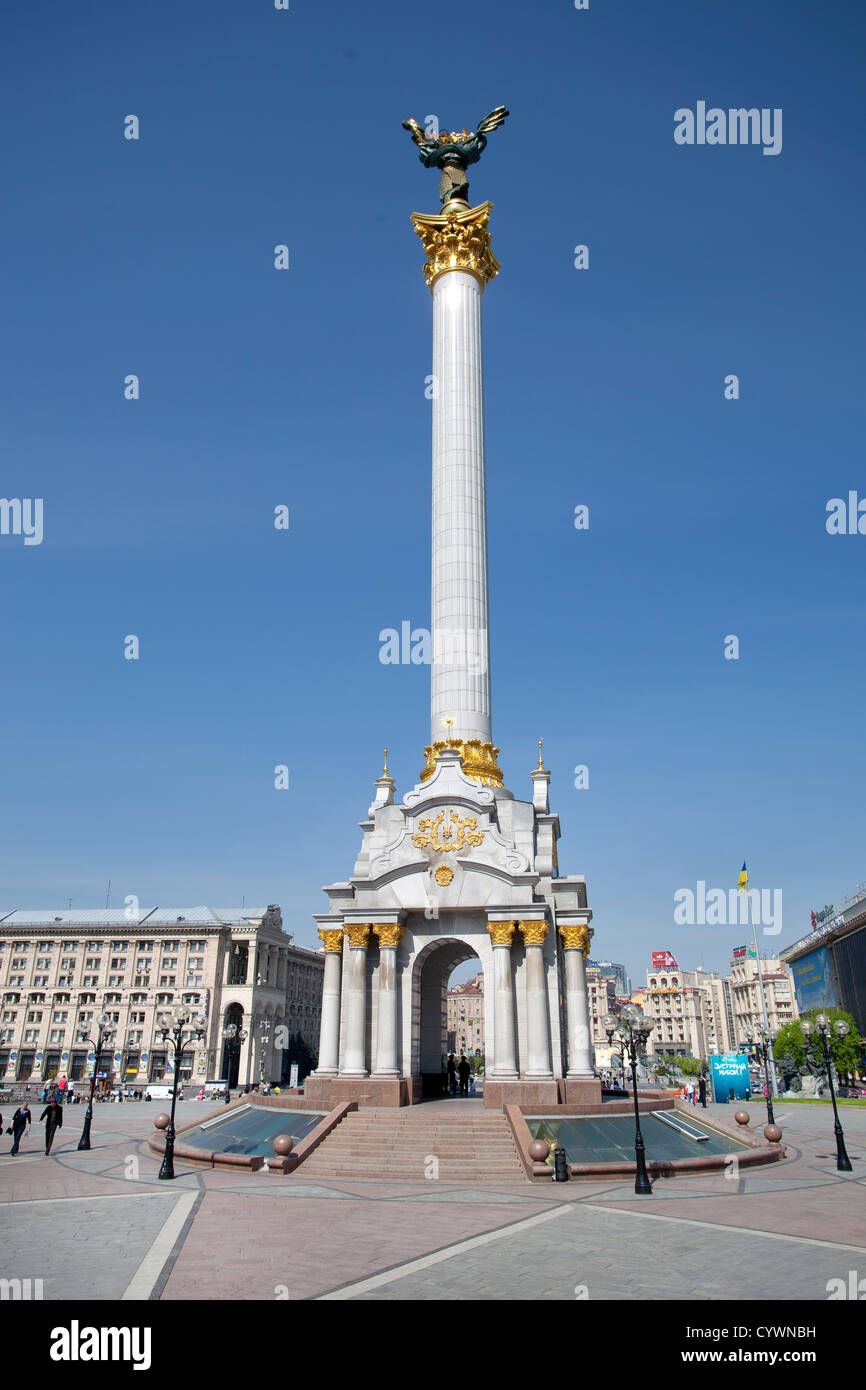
[9,1102,32,1154]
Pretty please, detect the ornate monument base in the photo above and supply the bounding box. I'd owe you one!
[310,749,597,1108]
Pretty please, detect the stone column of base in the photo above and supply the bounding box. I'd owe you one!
[341,925,371,1077]
[519,920,553,1078]
[486,921,518,1079]
[372,924,404,1077]
[560,925,594,1077]
[313,930,343,1076]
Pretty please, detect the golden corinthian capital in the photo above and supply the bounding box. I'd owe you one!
[518,920,549,946]
[318,929,344,954]
[558,924,591,958]
[372,924,404,949]
[486,920,516,948]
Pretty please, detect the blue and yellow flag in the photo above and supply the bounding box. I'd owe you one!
[738,862,749,893]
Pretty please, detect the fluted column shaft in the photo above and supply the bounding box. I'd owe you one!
[372,925,404,1077]
[314,931,343,1076]
[519,921,553,1078]
[561,926,594,1077]
[486,921,518,1078]
[341,925,371,1077]
[430,269,491,745]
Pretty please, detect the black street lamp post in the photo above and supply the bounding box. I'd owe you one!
[222,1021,247,1104]
[157,1007,207,1180]
[76,1012,117,1151]
[259,1019,271,1088]
[605,1006,656,1195]
[801,1015,853,1173]
[743,1023,776,1127]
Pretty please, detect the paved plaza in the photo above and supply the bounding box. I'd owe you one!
[2,1099,865,1302]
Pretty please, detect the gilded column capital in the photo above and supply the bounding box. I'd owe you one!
[558,924,591,959]
[518,920,549,946]
[372,924,404,949]
[318,929,344,955]
[344,924,371,950]
[486,920,516,948]
[410,201,500,293]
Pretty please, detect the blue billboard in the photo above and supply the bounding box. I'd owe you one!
[790,945,837,1013]
[709,1053,751,1102]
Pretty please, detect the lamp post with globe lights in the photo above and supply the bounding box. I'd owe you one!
[258,1018,271,1088]
[743,1023,776,1127]
[156,1007,207,1180]
[604,1006,656,1195]
[222,1021,247,1104]
[800,1015,853,1172]
[76,1012,117,1151]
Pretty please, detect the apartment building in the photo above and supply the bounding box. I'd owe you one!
[0,905,323,1090]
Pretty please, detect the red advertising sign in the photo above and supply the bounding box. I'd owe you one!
[651,951,678,968]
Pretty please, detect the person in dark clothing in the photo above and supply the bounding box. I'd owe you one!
[10,1104,32,1154]
[39,1099,64,1155]
[446,1053,457,1096]
[458,1054,471,1097]
[698,1074,708,1108]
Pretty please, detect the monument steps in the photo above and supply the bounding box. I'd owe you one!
[301,1108,527,1181]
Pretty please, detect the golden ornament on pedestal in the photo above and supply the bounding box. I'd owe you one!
[412,808,484,854]
[420,738,503,788]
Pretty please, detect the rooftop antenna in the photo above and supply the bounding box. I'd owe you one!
[105,879,111,910]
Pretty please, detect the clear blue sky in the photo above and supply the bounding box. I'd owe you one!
[2,0,864,987]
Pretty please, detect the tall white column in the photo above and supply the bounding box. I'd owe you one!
[430,268,491,746]
[314,930,343,1077]
[372,924,403,1077]
[341,925,370,1077]
[561,926,594,1078]
[486,921,518,1078]
[520,921,553,1078]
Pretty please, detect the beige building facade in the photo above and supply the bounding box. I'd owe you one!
[643,964,733,1060]
[725,951,798,1046]
[0,905,323,1090]
[446,972,485,1056]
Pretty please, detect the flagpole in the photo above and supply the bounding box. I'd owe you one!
[746,876,779,1100]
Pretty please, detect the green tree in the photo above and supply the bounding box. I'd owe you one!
[672,1055,703,1077]
[774,1007,861,1076]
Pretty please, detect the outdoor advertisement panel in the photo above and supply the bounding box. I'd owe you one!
[709,1052,751,1102]
[790,945,837,1013]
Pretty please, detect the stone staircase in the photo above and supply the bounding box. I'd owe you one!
[300,1105,527,1182]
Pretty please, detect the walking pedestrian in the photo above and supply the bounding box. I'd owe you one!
[10,1102,32,1154]
[458,1054,471,1097]
[698,1074,707,1108]
[446,1053,457,1096]
[39,1098,64,1155]
[686,1080,695,1105]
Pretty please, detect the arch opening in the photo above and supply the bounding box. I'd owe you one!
[412,937,482,1098]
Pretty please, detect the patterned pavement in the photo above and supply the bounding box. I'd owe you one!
[1,1099,864,1302]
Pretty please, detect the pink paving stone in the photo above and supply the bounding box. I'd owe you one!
[159,1191,561,1300]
